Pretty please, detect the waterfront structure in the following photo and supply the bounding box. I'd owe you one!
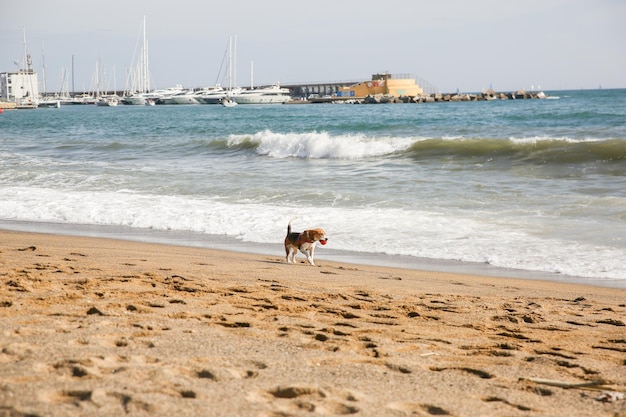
[337,73,424,98]
[0,57,39,108]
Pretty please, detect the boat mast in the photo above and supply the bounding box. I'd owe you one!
[22,28,27,73]
[95,58,99,97]
[228,36,232,91]
[142,15,148,93]
[21,28,37,103]
[72,55,75,95]
[227,35,237,92]
[41,43,47,95]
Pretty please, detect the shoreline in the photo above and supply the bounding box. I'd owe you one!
[1,229,625,416]
[0,220,623,289]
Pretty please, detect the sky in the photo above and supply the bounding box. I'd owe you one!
[1,0,624,93]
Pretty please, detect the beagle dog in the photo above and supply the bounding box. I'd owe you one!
[284,218,328,266]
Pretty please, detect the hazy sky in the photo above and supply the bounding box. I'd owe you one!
[1,0,624,93]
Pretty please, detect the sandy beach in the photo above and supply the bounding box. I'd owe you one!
[0,229,624,417]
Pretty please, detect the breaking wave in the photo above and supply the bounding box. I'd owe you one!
[223,130,626,165]
[225,130,414,159]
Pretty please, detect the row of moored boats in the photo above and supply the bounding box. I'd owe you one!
[38,83,291,108]
[121,83,291,106]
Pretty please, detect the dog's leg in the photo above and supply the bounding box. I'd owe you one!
[306,246,316,266]
[288,247,299,264]
[286,247,293,264]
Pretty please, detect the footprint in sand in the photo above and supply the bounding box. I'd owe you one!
[1,342,39,360]
[483,396,532,411]
[226,359,267,379]
[228,368,259,379]
[387,402,454,416]
[249,384,360,415]
[39,388,155,413]
[53,358,101,378]
[385,363,413,374]
[429,366,493,379]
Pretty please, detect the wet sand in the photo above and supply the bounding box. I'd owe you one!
[1,229,624,416]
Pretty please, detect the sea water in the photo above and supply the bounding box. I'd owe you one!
[1,89,625,287]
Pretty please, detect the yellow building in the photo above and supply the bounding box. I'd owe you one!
[337,73,424,98]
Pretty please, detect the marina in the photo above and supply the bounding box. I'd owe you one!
[1,78,551,109]
[1,24,548,109]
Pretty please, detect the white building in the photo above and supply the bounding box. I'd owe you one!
[1,55,39,108]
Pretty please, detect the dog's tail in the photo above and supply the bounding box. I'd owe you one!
[287,216,299,235]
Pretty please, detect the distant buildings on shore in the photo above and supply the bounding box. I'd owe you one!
[337,73,424,98]
[0,56,40,109]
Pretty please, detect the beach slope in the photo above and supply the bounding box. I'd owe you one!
[1,230,624,416]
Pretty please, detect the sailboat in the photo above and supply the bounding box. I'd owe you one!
[96,59,119,107]
[222,35,238,107]
[38,44,61,108]
[122,16,150,105]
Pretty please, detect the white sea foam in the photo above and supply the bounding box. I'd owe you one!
[227,130,415,159]
[1,186,624,281]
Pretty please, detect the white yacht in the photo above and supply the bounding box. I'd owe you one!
[96,95,119,107]
[149,86,184,104]
[232,84,291,104]
[121,94,147,105]
[38,97,61,108]
[194,86,227,104]
[122,86,184,105]
[161,89,199,105]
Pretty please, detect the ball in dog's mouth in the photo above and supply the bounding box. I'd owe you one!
[320,239,328,245]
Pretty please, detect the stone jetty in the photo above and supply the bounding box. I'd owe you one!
[307,89,547,104]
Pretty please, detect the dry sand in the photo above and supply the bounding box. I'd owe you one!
[0,229,624,417]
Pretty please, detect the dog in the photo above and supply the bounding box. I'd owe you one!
[284,218,328,266]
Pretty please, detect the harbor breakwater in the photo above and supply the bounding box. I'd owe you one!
[308,89,547,104]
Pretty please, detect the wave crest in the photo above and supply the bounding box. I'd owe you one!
[226,130,414,159]
[223,131,625,165]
